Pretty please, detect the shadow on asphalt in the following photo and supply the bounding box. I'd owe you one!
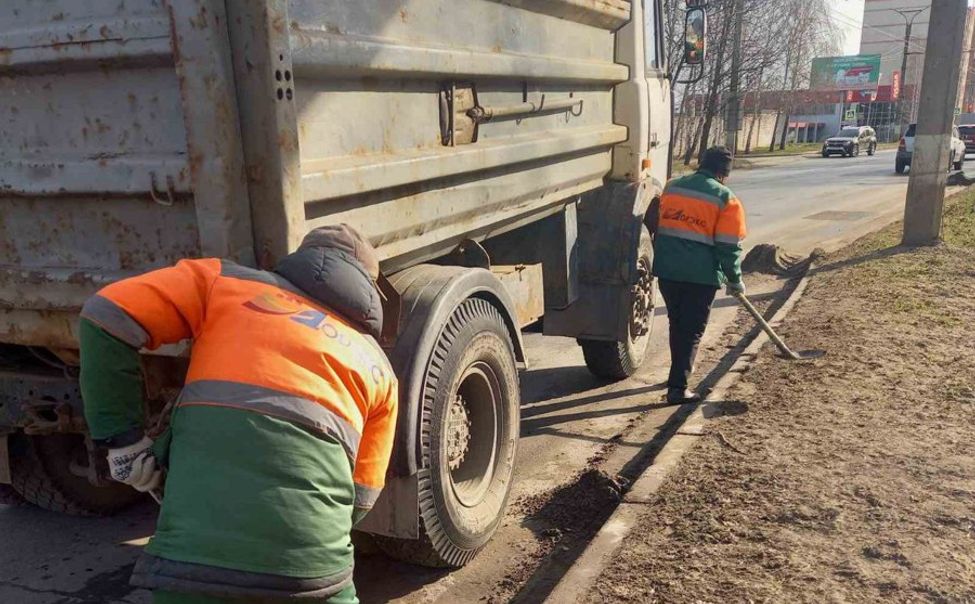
[0,500,156,603]
[353,551,450,603]
[518,364,606,406]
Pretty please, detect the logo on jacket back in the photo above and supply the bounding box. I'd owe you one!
[243,292,388,384]
[662,208,708,230]
[243,292,305,315]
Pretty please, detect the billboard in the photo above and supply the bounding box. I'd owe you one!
[810,55,882,90]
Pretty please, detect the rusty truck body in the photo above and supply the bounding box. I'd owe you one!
[0,0,702,567]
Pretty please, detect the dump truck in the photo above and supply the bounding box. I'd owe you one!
[0,0,706,567]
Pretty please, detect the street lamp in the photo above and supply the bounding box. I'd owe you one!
[893,7,928,125]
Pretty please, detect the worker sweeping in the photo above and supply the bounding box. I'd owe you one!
[653,146,747,404]
[78,224,397,604]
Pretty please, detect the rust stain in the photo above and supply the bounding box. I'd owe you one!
[277,131,297,152]
[247,164,266,185]
[271,14,286,34]
[190,5,210,29]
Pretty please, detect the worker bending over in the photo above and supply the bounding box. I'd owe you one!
[79,224,397,604]
[653,146,747,404]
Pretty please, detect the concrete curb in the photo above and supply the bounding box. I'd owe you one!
[542,271,814,603]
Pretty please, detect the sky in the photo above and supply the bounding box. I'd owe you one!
[834,0,865,55]
[833,0,975,56]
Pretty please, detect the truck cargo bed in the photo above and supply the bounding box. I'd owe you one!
[0,0,629,349]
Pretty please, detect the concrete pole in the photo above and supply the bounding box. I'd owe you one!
[902,0,968,246]
[724,0,744,154]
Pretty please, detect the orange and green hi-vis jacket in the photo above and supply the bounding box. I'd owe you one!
[80,258,397,594]
[652,169,747,287]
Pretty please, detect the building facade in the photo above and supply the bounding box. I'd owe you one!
[859,1,975,118]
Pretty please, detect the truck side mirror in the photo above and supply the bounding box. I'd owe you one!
[683,8,707,66]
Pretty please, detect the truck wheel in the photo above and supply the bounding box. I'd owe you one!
[868,144,876,156]
[9,433,142,516]
[579,226,654,380]
[954,153,964,171]
[896,160,906,174]
[376,298,519,568]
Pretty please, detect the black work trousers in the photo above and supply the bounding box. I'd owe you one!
[658,279,718,391]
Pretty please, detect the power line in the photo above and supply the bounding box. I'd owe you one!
[824,4,927,53]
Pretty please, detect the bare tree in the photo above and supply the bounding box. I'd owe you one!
[665,0,838,163]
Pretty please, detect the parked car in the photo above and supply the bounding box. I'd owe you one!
[822,126,877,157]
[958,124,975,153]
[896,123,966,174]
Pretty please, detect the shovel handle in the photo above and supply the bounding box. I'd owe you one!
[733,292,801,360]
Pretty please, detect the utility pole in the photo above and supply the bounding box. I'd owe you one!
[902,0,968,246]
[894,8,927,127]
[724,0,744,154]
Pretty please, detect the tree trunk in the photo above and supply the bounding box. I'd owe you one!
[683,111,704,165]
[769,109,781,152]
[695,11,733,161]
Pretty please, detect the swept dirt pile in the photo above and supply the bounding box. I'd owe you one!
[587,191,975,603]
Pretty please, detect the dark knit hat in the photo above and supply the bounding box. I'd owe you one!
[701,146,734,177]
[297,224,380,281]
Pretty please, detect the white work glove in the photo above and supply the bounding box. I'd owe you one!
[725,281,746,296]
[107,436,162,493]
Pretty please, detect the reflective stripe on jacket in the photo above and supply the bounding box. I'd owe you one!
[658,177,746,247]
[80,258,397,509]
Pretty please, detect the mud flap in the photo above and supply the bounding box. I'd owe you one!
[354,474,419,539]
[543,178,662,341]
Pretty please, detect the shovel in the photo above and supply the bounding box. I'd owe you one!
[733,292,825,360]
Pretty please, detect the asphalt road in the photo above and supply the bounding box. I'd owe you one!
[737,148,939,254]
[0,148,959,604]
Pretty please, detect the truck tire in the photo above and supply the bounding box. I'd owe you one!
[896,160,906,174]
[579,226,655,380]
[9,433,142,516]
[954,153,964,171]
[867,143,876,156]
[376,298,519,568]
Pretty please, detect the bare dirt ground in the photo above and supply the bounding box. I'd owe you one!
[587,190,975,603]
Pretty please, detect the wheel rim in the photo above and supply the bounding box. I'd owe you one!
[446,362,501,508]
[629,255,654,346]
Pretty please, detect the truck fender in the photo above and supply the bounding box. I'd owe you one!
[357,265,525,539]
[543,177,664,341]
[384,264,525,477]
